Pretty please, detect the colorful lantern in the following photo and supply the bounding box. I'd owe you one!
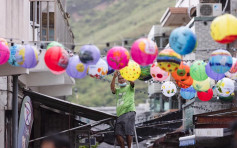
[44,46,69,72]
[197,88,213,101]
[120,61,141,81]
[190,60,208,81]
[88,58,108,79]
[210,14,237,44]
[131,38,158,66]
[161,81,177,97]
[79,44,100,65]
[66,55,88,79]
[102,57,114,75]
[169,27,197,55]
[216,78,234,97]
[209,49,232,74]
[175,76,193,88]
[230,58,237,73]
[150,62,169,81]
[180,86,196,100]
[225,71,237,80]
[15,45,39,68]
[138,65,152,81]
[47,41,64,50]
[172,62,191,81]
[192,78,210,91]
[157,49,181,72]
[0,41,10,65]
[8,44,23,67]
[106,46,130,70]
[205,62,225,80]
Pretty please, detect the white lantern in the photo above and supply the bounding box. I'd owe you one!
[88,58,108,79]
[161,81,177,97]
[216,78,234,97]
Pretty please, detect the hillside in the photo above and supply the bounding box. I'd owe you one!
[66,0,175,107]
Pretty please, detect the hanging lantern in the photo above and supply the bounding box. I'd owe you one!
[161,81,177,97]
[190,60,208,81]
[205,62,225,80]
[15,45,39,68]
[44,46,69,72]
[150,62,169,81]
[106,46,130,70]
[102,57,114,75]
[169,27,197,55]
[209,49,232,74]
[0,40,10,65]
[131,38,158,66]
[120,60,141,81]
[225,71,237,80]
[79,44,101,65]
[210,14,237,44]
[180,86,196,100]
[88,58,108,79]
[192,78,210,91]
[66,55,88,79]
[216,78,234,97]
[230,58,237,73]
[176,76,193,88]
[47,41,64,50]
[138,65,152,81]
[172,62,191,81]
[8,44,23,67]
[197,88,213,101]
[157,49,181,72]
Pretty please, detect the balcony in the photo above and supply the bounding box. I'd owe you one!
[30,0,74,49]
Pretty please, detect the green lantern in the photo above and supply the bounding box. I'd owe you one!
[190,60,208,81]
[47,41,64,50]
[192,78,210,91]
[138,65,152,81]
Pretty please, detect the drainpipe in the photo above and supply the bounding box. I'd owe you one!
[12,75,18,148]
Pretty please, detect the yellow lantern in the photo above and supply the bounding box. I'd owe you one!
[192,78,210,91]
[120,60,141,81]
[210,14,237,44]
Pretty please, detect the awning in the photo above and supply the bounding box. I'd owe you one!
[160,7,190,27]
[24,90,117,121]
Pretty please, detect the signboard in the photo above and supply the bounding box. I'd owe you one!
[18,96,34,148]
[195,128,224,137]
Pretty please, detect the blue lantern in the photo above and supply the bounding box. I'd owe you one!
[180,86,196,100]
[169,27,197,55]
[8,44,22,67]
[205,62,225,80]
[209,49,232,74]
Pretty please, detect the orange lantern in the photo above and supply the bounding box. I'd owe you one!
[176,76,193,88]
[172,62,190,81]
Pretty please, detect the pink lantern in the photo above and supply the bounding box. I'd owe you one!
[230,58,237,73]
[0,41,10,65]
[197,89,213,101]
[131,38,158,66]
[107,46,130,70]
[150,62,169,81]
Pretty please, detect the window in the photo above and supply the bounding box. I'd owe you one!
[30,1,40,25]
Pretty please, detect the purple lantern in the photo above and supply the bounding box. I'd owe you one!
[79,45,100,65]
[205,62,225,80]
[66,55,88,79]
[0,41,10,65]
[103,57,114,75]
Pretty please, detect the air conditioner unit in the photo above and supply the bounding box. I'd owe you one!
[197,3,222,17]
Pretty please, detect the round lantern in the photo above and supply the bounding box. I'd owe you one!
[157,49,181,72]
[107,46,130,70]
[216,78,234,97]
[161,81,177,97]
[15,45,39,68]
[230,58,237,73]
[120,61,141,81]
[150,62,169,81]
[131,38,158,66]
[192,78,210,91]
[102,57,114,75]
[209,49,232,74]
[138,65,152,81]
[79,44,100,65]
[180,86,196,100]
[205,62,225,80]
[176,76,193,88]
[88,58,108,79]
[8,44,23,67]
[225,71,237,80]
[197,88,213,101]
[172,62,191,81]
[66,55,88,79]
[44,46,69,72]
[169,27,197,55]
[47,41,64,50]
[210,14,237,44]
[190,60,208,81]
[0,41,10,65]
